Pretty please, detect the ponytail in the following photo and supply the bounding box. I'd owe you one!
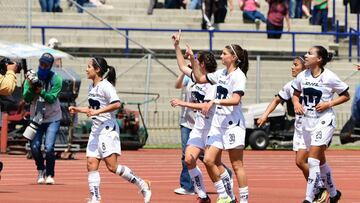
[313,45,333,69]
[106,65,116,86]
[226,44,249,77]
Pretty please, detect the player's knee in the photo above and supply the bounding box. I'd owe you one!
[184,154,196,168]
[203,156,215,167]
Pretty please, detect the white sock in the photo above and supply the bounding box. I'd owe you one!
[116,165,147,191]
[239,186,249,203]
[214,180,228,199]
[88,171,101,201]
[188,166,207,199]
[220,170,235,200]
[306,158,323,201]
[320,163,337,197]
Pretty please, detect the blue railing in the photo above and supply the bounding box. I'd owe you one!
[0,24,352,58]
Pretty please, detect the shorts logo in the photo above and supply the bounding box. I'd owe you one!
[316,131,322,140]
[321,121,325,125]
[102,142,106,151]
[229,133,235,144]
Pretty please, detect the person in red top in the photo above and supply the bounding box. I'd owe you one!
[266,0,290,39]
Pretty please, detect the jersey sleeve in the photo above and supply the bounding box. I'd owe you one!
[103,82,120,104]
[291,73,302,92]
[232,71,246,96]
[206,69,223,85]
[278,81,292,101]
[329,71,349,95]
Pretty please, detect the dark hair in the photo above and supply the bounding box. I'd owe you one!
[313,45,333,69]
[295,56,306,69]
[92,57,116,86]
[197,51,217,73]
[226,44,249,76]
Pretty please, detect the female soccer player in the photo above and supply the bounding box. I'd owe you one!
[292,46,350,203]
[68,57,151,203]
[172,31,249,202]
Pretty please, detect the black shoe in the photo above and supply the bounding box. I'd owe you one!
[314,187,328,203]
[0,161,3,172]
[329,190,341,203]
[302,200,311,203]
[340,133,355,144]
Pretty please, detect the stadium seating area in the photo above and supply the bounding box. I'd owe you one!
[0,0,359,144]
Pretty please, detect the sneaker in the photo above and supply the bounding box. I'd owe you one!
[174,187,196,195]
[141,180,152,203]
[329,190,341,203]
[340,132,356,144]
[216,197,232,203]
[255,19,261,31]
[45,176,55,185]
[302,201,310,203]
[195,196,211,203]
[313,188,329,203]
[37,170,45,184]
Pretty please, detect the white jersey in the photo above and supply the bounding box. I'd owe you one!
[193,84,216,130]
[292,68,349,121]
[88,79,120,129]
[180,76,195,129]
[206,68,246,129]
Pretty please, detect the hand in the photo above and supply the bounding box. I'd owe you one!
[171,29,181,47]
[34,87,42,95]
[68,106,77,115]
[229,3,234,12]
[201,100,214,116]
[87,108,99,117]
[170,98,184,107]
[315,101,332,113]
[294,102,304,115]
[257,116,267,127]
[185,43,194,60]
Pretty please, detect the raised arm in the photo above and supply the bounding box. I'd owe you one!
[174,73,186,89]
[186,44,209,84]
[172,30,192,77]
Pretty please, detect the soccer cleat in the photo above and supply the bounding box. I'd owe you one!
[329,190,341,203]
[45,176,55,185]
[302,201,311,203]
[216,197,232,203]
[195,196,211,203]
[229,198,238,203]
[313,188,329,203]
[86,198,101,203]
[37,170,45,184]
[174,187,195,195]
[141,180,152,203]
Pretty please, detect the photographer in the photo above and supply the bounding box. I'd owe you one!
[0,57,20,180]
[23,53,62,185]
[0,57,18,96]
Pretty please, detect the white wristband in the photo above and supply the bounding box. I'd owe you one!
[214,99,220,105]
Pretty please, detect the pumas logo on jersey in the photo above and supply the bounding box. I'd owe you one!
[304,81,319,86]
[218,80,226,85]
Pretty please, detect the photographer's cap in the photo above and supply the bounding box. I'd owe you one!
[39,53,54,68]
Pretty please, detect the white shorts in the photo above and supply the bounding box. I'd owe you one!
[187,128,209,150]
[292,128,307,151]
[207,126,245,150]
[86,120,121,159]
[302,117,335,147]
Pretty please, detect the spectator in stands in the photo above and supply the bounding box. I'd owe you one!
[289,0,302,18]
[39,0,55,12]
[311,0,329,32]
[202,0,234,30]
[302,0,311,19]
[238,0,266,29]
[47,38,62,68]
[173,72,197,196]
[23,53,62,185]
[53,0,63,12]
[266,0,290,39]
[165,0,186,9]
[188,0,201,9]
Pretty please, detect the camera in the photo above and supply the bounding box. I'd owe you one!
[26,69,43,89]
[0,57,26,75]
[23,120,40,140]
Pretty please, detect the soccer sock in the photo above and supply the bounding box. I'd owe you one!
[214,180,229,199]
[320,163,337,197]
[116,165,148,191]
[188,166,207,199]
[239,186,249,203]
[220,170,235,200]
[306,158,323,201]
[88,171,101,201]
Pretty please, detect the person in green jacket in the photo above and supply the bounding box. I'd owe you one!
[311,0,328,32]
[23,53,62,185]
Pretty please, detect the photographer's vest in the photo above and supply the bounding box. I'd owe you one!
[29,72,62,123]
